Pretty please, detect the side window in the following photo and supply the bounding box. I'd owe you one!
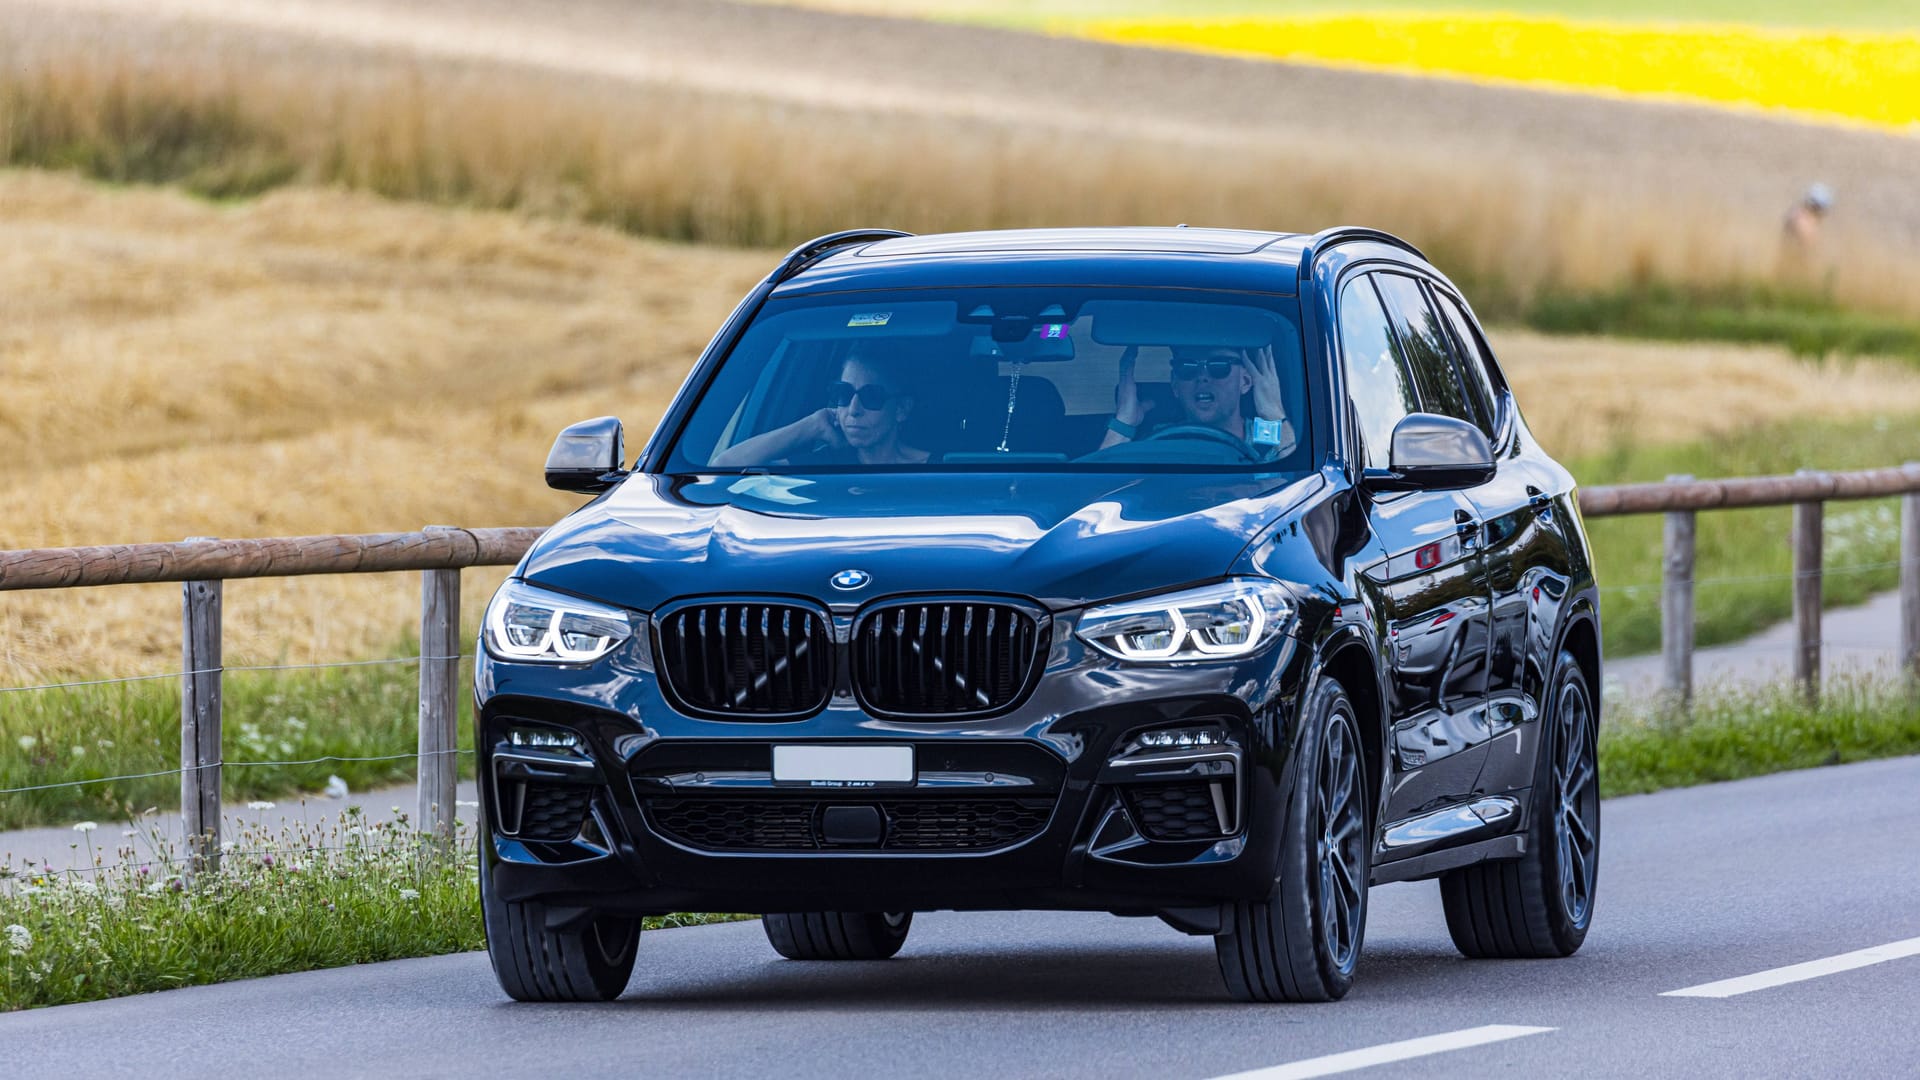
[1373,272,1473,425]
[1433,290,1502,439]
[1337,275,1419,470]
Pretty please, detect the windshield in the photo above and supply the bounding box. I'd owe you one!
[664,287,1310,473]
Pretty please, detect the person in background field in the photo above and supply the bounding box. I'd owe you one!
[1779,182,1834,281]
[1102,343,1296,458]
[711,346,929,467]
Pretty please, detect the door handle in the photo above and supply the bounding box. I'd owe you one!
[1526,485,1552,513]
[1454,508,1480,540]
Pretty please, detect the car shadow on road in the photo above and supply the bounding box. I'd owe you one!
[588,939,1484,1011]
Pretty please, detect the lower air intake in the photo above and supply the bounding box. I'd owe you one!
[511,784,594,842]
[647,797,1052,852]
[1125,783,1228,841]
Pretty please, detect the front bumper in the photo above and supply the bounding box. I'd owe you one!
[474,628,1311,916]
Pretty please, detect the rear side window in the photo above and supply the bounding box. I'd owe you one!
[1337,276,1418,470]
[1373,273,1473,426]
[1433,290,1502,439]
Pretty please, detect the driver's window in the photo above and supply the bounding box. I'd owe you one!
[1338,275,1418,470]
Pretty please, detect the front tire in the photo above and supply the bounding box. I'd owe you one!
[1440,648,1600,958]
[764,911,912,960]
[482,869,640,1002]
[1216,676,1370,1002]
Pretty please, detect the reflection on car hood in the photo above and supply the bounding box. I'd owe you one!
[519,471,1321,612]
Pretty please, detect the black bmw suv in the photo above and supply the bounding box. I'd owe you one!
[475,226,1601,1003]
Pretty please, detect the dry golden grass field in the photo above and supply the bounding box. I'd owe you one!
[9,170,1920,684]
[5,0,1919,314]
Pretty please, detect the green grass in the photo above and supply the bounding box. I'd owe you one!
[1569,413,1920,658]
[1523,281,1920,365]
[0,653,474,831]
[802,0,1920,30]
[0,812,744,1011]
[1601,679,1920,796]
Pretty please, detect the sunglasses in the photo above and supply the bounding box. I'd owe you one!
[1172,358,1241,381]
[828,381,898,409]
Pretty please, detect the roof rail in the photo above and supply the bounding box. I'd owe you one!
[1296,226,1425,281]
[772,228,914,283]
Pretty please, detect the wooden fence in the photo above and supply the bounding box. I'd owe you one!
[3,464,1918,871]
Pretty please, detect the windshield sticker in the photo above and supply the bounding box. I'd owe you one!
[1039,322,1071,339]
[847,312,892,328]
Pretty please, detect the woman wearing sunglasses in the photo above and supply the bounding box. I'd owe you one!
[1100,343,1296,458]
[712,348,929,468]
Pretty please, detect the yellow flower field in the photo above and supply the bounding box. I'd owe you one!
[1074,13,1920,132]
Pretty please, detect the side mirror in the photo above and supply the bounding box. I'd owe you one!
[544,417,627,494]
[1362,413,1494,493]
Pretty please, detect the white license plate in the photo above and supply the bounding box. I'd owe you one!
[772,744,914,788]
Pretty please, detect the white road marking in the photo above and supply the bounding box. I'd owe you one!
[1207,1024,1555,1080]
[1662,935,1920,999]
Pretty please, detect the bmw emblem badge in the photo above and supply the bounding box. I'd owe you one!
[831,569,871,591]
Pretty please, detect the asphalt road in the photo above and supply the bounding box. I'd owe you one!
[1604,587,1909,699]
[9,756,1918,1079]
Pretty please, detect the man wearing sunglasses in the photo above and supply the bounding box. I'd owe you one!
[1100,343,1297,458]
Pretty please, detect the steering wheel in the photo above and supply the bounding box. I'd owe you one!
[1145,423,1262,462]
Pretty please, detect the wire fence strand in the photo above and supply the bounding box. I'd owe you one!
[0,748,474,797]
[0,653,467,696]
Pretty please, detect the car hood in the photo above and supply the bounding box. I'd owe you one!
[519,471,1321,612]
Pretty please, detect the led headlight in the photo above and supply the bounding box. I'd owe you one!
[1077,579,1294,663]
[483,579,633,663]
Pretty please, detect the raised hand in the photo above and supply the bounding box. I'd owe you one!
[811,406,848,449]
[1114,346,1148,426]
[1248,343,1285,421]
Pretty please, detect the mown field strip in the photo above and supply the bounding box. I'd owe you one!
[1073,14,1920,131]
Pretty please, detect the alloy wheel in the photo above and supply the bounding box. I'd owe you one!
[1552,680,1599,927]
[1315,709,1366,972]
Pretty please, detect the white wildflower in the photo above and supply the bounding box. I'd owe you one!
[144,881,166,895]
[4,924,29,956]
[70,880,98,894]
[95,739,115,750]
[286,717,307,731]
[72,821,98,834]
[254,905,268,917]
[220,841,236,852]
[15,735,36,751]
[71,745,85,757]
[247,801,276,811]
[398,888,420,902]
[323,775,350,799]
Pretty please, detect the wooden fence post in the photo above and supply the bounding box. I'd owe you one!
[417,527,462,851]
[180,554,223,878]
[1902,464,1920,683]
[1662,474,1696,707]
[1792,488,1824,704]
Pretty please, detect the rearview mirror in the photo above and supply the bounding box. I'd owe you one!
[1362,413,1494,493]
[545,417,627,494]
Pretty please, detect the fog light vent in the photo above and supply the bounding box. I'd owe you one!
[1125,782,1231,841]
